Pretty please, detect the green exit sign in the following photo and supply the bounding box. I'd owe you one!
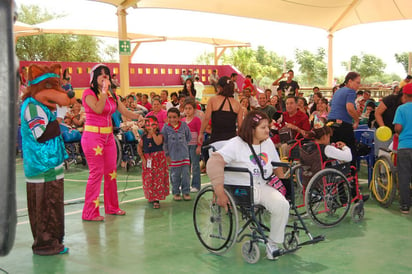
[119,40,131,55]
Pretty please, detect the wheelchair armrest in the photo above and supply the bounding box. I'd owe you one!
[224,166,250,173]
[202,145,216,152]
[271,161,291,168]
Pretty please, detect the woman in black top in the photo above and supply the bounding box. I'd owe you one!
[198,76,243,149]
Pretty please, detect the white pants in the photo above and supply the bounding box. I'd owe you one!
[253,183,290,243]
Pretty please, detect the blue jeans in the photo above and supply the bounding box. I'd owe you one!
[170,165,190,195]
[188,145,201,189]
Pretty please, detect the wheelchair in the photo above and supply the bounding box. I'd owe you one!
[193,161,324,264]
[112,111,141,169]
[283,139,367,227]
[371,135,412,208]
[60,125,86,169]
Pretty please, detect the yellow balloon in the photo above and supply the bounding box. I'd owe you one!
[376,126,392,142]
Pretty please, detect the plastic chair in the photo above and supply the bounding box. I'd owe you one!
[354,129,375,184]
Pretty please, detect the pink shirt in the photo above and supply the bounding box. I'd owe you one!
[182,116,201,145]
[82,88,117,127]
[146,109,168,131]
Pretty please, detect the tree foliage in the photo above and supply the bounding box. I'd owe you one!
[16,4,115,62]
[341,53,386,83]
[219,46,293,87]
[394,52,409,74]
[294,48,327,86]
[195,51,215,65]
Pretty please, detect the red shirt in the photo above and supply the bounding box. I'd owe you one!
[282,110,311,132]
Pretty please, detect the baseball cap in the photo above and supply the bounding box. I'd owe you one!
[403,83,412,94]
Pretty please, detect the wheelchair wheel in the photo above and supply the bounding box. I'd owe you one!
[283,232,299,251]
[241,241,260,264]
[193,186,239,255]
[305,168,351,228]
[371,156,397,208]
[114,135,122,168]
[350,201,365,222]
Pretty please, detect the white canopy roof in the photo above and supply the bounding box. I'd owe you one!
[97,0,412,33]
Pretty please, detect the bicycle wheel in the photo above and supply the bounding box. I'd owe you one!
[305,168,351,227]
[371,156,397,208]
[193,185,239,255]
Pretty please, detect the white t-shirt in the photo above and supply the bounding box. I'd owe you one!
[218,136,280,186]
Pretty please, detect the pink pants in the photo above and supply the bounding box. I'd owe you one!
[81,132,121,220]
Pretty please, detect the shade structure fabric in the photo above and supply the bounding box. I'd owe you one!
[97,0,412,33]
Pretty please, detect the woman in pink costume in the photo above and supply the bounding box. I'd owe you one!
[81,64,141,221]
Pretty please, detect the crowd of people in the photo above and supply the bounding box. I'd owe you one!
[19,62,412,258]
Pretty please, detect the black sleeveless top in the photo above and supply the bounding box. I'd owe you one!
[142,135,163,154]
[210,97,237,143]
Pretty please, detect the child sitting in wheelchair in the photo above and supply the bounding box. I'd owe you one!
[207,110,290,260]
[300,117,352,187]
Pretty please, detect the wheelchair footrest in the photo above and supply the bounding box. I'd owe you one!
[298,235,325,247]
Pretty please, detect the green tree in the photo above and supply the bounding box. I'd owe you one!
[394,52,409,74]
[341,53,386,83]
[219,46,293,87]
[294,48,327,86]
[195,51,215,65]
[16,4,113,62]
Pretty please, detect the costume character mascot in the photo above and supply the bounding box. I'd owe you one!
[20,63,76,255]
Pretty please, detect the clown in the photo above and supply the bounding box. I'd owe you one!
[20,64,76,255]
[81,64,141,221]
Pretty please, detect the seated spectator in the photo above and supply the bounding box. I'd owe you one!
[146,98,168,131]
[170,92,180,108]
[66,99,85,131]
[297,97,310,117]
[257,93,277,122]
[207,110,289,260]
[160,89,172,110]
[243,88,258,110]
[139,94,152,112]
[208,69,219,92]
[310,98,329,127]
[360,101,375,125]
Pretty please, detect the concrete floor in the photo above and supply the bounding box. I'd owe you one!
[0,158,411,274]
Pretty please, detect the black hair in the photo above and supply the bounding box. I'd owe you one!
[343,71,360,85]
[90,65,112,97]
[231,73,238,78]
[218,76,235,97]
[167,107,180,117]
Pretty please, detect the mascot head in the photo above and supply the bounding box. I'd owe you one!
[22,63,76,110]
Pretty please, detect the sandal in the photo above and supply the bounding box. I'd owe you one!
[183,194,191,201]
[153,201,160,209]
[173,194,182,201]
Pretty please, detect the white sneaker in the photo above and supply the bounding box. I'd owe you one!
[266,242,280,260]
[190,187,199,193]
